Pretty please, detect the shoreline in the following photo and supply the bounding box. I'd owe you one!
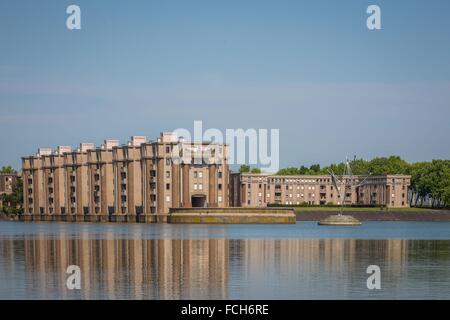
[295,210,450,222]
[3,210,450,223]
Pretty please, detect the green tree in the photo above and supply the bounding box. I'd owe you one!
[0,166,15,174]
[1,177,23,216]
[239,165,250,173]
[309,164,321,174]
[250,168,262,174]
[277,167,301,175]
[299,166,309,174]
[367,156,410,175]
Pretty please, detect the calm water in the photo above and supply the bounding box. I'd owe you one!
[0,221,449,300]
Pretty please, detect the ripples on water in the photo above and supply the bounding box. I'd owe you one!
[0,221,449,299]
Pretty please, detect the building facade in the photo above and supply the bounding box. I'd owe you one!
[231,173,411,208]
[21,132,229,222]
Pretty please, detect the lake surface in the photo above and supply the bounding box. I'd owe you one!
[0,221,449,299]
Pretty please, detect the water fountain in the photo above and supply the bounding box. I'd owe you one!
[318,158,370,226]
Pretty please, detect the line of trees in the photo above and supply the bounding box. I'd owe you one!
[239,165,262,174]
[272,156,450,208]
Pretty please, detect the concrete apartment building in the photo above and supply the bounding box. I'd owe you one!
[140,132,229,222]
[41,146,71,216]
[21,132,229,222]
[112,136,146,222]
[87,140,118,221]
[231,173,411,208]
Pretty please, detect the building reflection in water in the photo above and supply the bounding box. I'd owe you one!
[16,232,229,299]
[1,234,449,299]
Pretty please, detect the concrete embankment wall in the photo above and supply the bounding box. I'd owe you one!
[17,208,297,224]
[168,208,296,224]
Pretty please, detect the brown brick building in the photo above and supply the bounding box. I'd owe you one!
[230,173,411,208]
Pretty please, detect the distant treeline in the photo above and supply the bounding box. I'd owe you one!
[240,156,450,208]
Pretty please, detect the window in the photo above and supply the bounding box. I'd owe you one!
[166,158,171,165]
[198,171,203,178]
[218,196,222,203]
[194,184,198,190]
[194,171,198,178]
[199,184,203,190]
[166,196,171,202]
[166,183,170,190]
[166,171,170,178]
[218,172,222,179]
[218,184,222,190]
[166,146,170,153]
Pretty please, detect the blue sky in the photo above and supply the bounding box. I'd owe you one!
[1,0,450,170]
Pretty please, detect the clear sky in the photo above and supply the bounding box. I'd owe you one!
[1,0,450,170]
